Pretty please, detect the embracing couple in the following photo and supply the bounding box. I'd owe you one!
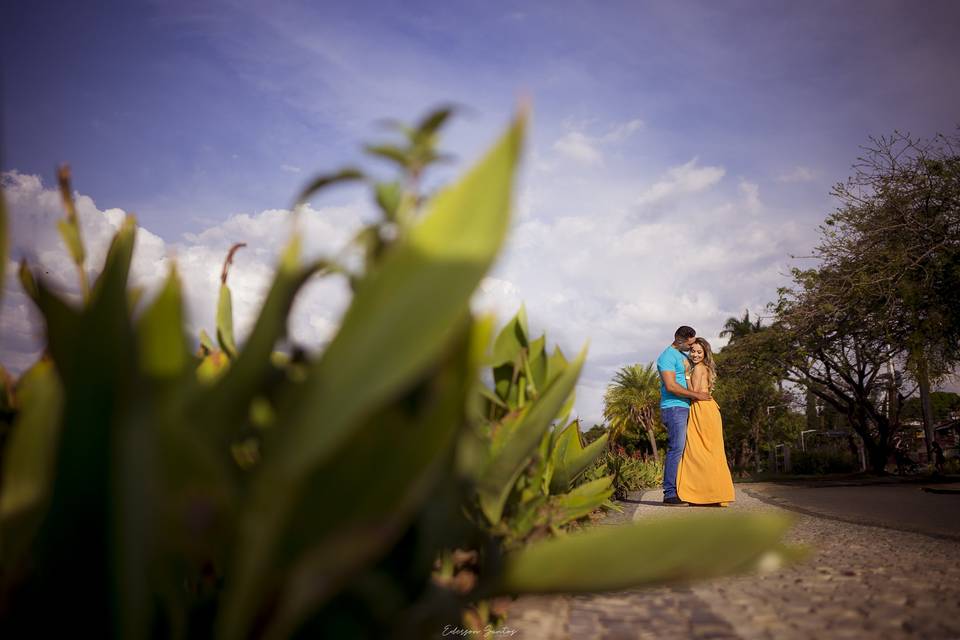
[657,326,735,506]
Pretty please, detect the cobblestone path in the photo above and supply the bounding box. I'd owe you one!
[504,487,960,639]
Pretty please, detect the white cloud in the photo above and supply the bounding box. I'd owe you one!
[777,166,816,183]
[0,171,358,373]
[553,131,604,166]
[472,277,522,322]
[635,158,726,206]
[281,164,302,174]
[739,179,762,214]
[602,118,644,143]
[551,118,644,167]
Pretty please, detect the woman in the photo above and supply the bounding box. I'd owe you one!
[676,337,735,505]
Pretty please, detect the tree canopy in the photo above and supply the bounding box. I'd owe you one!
[767,131,960,471]
[602,363,662,460]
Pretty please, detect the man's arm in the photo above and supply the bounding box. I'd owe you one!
[659,370,710,401]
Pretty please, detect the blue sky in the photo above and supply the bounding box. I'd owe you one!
[3,0,959,420]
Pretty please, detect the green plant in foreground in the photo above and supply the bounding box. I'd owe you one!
[466,306,615,552]
[0,107,801,639]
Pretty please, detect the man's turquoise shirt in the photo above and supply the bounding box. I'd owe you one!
[656,346,690,409]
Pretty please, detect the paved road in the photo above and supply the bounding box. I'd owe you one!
[745,482,960,540]
[503,485,960,639]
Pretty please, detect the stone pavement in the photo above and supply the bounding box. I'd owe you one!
[504,485,960,639]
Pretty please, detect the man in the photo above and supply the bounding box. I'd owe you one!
[657,326,711,505]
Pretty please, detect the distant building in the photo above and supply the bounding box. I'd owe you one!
[935,415,960,459]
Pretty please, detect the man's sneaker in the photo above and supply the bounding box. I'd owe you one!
[662,496,687,506]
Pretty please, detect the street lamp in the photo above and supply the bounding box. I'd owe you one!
[800,429,817,452]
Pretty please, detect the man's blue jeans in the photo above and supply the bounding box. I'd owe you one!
[661,406,689,499]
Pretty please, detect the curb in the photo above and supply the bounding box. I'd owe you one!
[921,486,960,495]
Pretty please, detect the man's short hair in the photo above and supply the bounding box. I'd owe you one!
[675,326,696,340]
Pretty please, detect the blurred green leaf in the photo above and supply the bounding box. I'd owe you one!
[32,280,80,371]
[197,350,229,383]
[55,166,88,298]
[415,106,455,141]
[198,236,333,442]
[199,328,216,354]
[249,396,275,429]
[215,243,244,359]
[492,305,529,366]
[153,400,238,619]
[90,215,136,301]
[56,219,85,272]
[127,285,145,313]
[511,494,549,542]
[252,323,474,640]
[493,362,518,407]
[136,267,189,378]
[0,359,63,568]
[275,111,524,474]
[0,366,13,414]
[476,347,586,525]
[216,284,238,359]
[374,181,403,221]
[364,144,410,169]
[376,118,416,138]
[548,475,613,527]
[28,215,140,637]
[549,422,608,493]
[527,334,547,395]
[17,260,39,304]
[493,512,800,595]
[352,225,383,264]
[479,385,507,410]
[221,112,525,640]
[547,345,568,386]
[294,168,364,207]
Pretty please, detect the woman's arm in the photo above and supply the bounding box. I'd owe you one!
[659,370,711,401]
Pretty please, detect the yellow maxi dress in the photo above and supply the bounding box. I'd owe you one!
[677,367,735,505]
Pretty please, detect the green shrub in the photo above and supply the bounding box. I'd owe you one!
[470,305,614,550]
[584,448,664,499]
[940,456,960,475]
[0,107,800,639]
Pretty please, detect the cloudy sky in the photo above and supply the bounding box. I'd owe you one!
[2,0,959,422]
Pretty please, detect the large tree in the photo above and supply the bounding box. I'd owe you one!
[602,363,662,461]
[713,329,794,475]
[769,262,916,473]
[812,131,960,459]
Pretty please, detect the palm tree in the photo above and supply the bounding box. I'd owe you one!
[602,363,662,461]
[719,309,763,344]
